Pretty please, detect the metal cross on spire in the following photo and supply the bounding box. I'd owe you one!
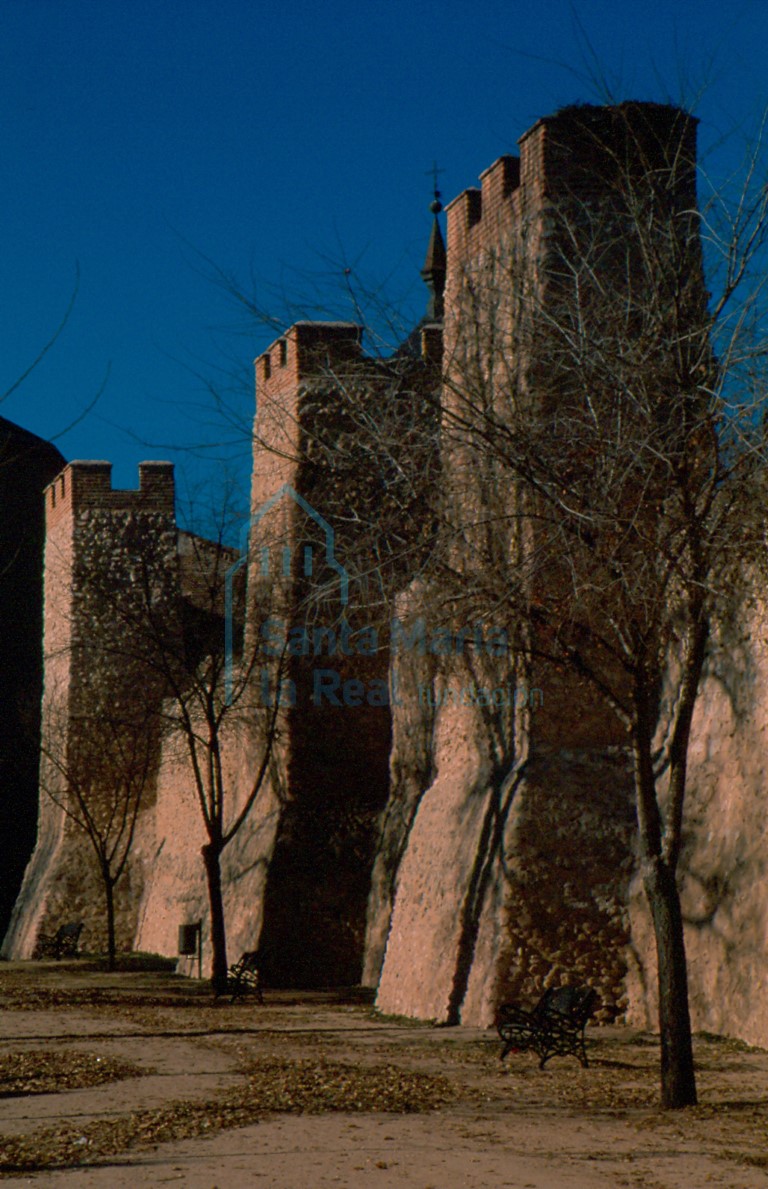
[426,161,445,213]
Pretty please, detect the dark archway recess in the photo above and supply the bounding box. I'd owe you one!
[257,652,392,988]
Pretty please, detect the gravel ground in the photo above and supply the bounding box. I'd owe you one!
[1,961,767,1188]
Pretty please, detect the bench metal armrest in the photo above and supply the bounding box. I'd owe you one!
[497,988,596,1069]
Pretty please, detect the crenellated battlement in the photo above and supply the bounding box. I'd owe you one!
[252,321,366,507]
[445,153,522,257]
[446,102,697,268]
[16,97,755,1052]
[45,460,175,525]
[255,321,362,390]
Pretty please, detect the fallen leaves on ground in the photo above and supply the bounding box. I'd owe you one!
[3,966,768,1180]
[0,1057,460,1173]
[0,987,203,1011]
[369,1035,661,1111]
[239,1057,460,1113]
[0,1050,146,1097]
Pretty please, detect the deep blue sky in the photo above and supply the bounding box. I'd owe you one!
[2,0,768,521]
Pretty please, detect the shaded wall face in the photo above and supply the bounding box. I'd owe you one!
[373,631,637,1027]
[248,481,394,988]
[374,106,701,1025]
[37,504,178,954]
[249,329,438,988]
[257,651,392,987]
[491,749,636,1016]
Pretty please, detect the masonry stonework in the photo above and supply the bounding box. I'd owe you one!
[6,102,768,1051]
[3,462,178,958]
[626,594,768,1045]
[373,105,684,1025]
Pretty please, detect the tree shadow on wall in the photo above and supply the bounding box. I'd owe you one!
[438,655,532,1026]
[444,754,529,1025]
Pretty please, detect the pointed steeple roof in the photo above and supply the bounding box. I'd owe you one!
[395,185,447,359]
[421,212,446,321]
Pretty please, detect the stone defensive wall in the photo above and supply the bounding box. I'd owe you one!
[4,105,768,1051]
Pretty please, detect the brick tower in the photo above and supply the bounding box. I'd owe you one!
[3,461,178,958]
[376,103,700,1025]
[246,324,390,985]
[247,312,440,985]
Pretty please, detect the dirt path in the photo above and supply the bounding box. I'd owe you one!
[1,963,767,1187]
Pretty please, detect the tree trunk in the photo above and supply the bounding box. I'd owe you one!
[202,840,228,995]
[643,857,697,1108]
[632,710,697,1110]
[103,867,116,972]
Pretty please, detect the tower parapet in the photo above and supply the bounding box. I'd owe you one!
[376,101,701,1028]
[446,102,697,276]
[445,155,520,261]
[46,460,175,526]
[253,323,363,509]
[256,321,362,393]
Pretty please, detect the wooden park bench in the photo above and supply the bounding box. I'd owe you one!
[497,985,599,1069]
[33,921,84,960]
[224,950,264,1004]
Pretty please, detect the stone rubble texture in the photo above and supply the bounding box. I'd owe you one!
[4,102,768,1046]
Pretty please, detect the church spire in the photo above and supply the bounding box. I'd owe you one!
[421,166,446,321]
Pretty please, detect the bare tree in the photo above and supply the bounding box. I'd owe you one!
[1,265,110,440]
[31,468,286,993]
[110,514,288,996]
[433,102,768,1108]
[38,697,157,969]
[236,103,768,1107]
[174,100,768,1103]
